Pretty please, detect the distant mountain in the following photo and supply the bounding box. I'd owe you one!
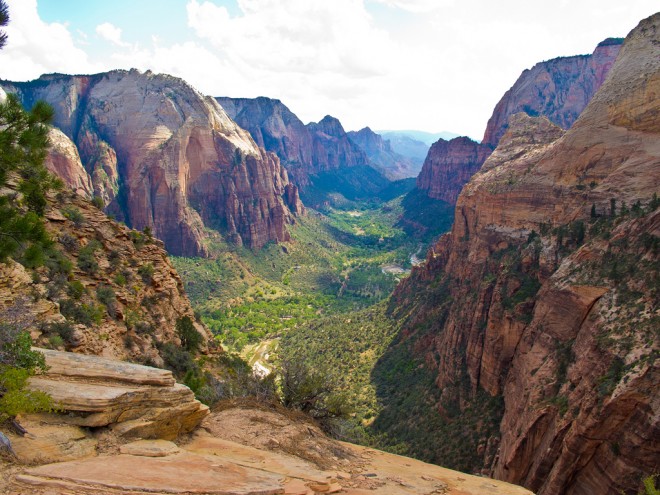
[217,96,391,206]
[347,127,421,180]
[379,130,461,146]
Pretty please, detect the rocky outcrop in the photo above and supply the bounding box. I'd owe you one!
[5,403,534,495]
[386,13,659,495]
[23,349,208,440]
[347,127,420,179]
[0,183,210,363]
[2,349,206,471]
[411,38,621,210]
[415,137,493,204]
[482,38,623,148]
[44,127,93,199]
[2,70,299,255]
[217,97,390,202]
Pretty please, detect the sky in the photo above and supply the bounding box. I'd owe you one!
[0,1,657,140]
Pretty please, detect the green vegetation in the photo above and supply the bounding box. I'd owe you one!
[0,65,58,424]
[173,198,435,352]
[278,303,400,433]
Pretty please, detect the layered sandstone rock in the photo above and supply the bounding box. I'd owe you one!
[348,127,420,179]
[3,70,299,255]
[6,404,533,495]
[389,13,659,495]
[415,137,493,204]
[24,349,208,440]
[412,37,621,209]
[4,349,207,468]
[482,38,623,147]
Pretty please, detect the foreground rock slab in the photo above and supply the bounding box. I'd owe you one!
[14,452,285,495]
[24,349,208,442]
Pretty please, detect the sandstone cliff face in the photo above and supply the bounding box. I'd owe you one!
[217,97,390,202]
[0,185,210,364]
[412,38,621,209]
[415,137,493,204]
[44,127,93,199]
[482,38,622,148]
[3,70,299,255]
[217,96,315,188]
[348,127,420,179]
[388,14,659,495]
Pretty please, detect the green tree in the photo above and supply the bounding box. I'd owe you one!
[0,1,56,426]
[176,316,203,352]
[0,0,8,50]
[0,92,57,265]
[0,301,53,423]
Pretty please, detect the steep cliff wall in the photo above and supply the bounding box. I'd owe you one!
[482,38,623,148]
[412,38,622,210]
[415,137,493,204]
[385,14,659,495]
[216,96,390,203]
[2,70,300,255]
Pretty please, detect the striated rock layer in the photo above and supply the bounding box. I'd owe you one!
[414,38,621,208]
[416,137,493,204]
[2,70,301,255]
[217,96,390,201]
[25,348,208,440]
[388,13,659,495]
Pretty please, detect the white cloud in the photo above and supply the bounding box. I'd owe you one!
[0,0,658,139]
[371,0,451,13]
[96,22,129,47]
[0,0,100,80]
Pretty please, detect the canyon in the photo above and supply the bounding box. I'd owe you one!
[386,13,659,495]
[0,5,657,495]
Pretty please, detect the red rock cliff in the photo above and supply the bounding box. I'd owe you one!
[3,71,300,256]
[390,13,659,495]
[482,38,622,148]
[415,137,493,204]
[413,38,621,208]
[216,97,390,199]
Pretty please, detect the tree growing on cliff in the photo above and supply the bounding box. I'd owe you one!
[0,301,53,424]
[0,0,8,50]
[0,1,56,429]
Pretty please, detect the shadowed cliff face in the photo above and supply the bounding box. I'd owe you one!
[386,13,659,495]
[216,97,390,203]
[416,137,493,204]
[347,127,421,180]
[413,38,622,209]
[2,70,301,256]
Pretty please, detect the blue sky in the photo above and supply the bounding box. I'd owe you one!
[1,1,657,139]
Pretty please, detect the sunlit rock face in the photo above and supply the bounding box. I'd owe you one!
[390,14,659,495]
[3,70,299,255]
